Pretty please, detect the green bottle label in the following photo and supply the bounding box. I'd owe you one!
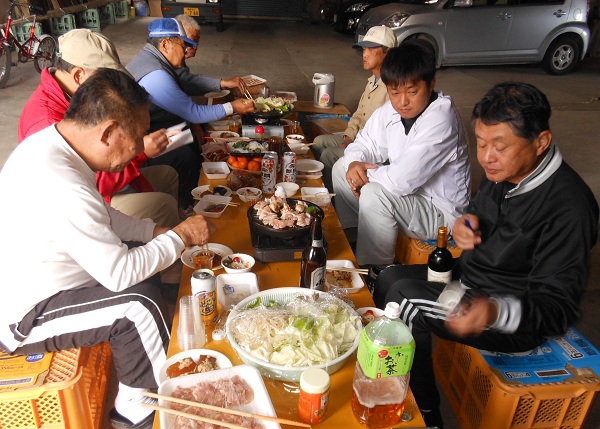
[356,329,415,379]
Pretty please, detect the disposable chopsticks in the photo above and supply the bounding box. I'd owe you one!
[142,391,311,428]
[141,402,248,429]
[326,266,369,275]
[244,89,253,100]
[204,199,239,207]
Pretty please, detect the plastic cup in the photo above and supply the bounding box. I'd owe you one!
[289,120,301,135]
[192,249,214,270]
[177,296,206,350]
[315,192,331,209]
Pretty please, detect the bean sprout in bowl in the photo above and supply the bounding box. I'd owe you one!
[225,288,362,381]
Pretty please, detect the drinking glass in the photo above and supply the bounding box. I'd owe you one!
[192,249,214,270]
[177,296,206,350]
[290,120,301,135]
[315,192,331,209]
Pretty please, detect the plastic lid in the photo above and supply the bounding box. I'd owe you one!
[384,302,401,319]
[211,328,226,341]
[300,368,330,394]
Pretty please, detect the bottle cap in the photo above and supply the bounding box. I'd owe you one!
[300,368,330,394]
[384,302,401,319]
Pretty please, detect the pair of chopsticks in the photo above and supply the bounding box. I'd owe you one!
[326,266,369,275]
[205,137,250,142]
[142,392,310,429]
[205,198,239,207]
[243,89,253,100]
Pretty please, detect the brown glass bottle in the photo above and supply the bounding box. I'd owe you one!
[427,226,453,284]
[300,216,327,290]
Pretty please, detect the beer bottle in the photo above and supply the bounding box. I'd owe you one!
[300,216,327,290]
[427,226,453,284]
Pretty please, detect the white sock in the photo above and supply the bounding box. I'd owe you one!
[114,383,156,425]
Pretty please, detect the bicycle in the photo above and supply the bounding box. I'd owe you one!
[0,0,57,88]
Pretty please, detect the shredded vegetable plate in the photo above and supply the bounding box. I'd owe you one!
[228,295,360,366]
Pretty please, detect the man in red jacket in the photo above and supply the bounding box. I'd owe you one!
[18,29,183,285]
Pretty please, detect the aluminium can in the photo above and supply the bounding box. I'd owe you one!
[282,151,297,183]
[261,151,278,194]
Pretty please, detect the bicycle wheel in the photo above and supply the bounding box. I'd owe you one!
[34,35,57,73]
[0,43,11,89]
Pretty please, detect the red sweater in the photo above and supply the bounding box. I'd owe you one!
[18,68,153,202]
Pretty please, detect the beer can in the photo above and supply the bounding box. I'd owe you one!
[261,151,278,194]
[282,151,297,183]
[191,269,217,325]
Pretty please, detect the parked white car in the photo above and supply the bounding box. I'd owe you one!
[355,0,591,75]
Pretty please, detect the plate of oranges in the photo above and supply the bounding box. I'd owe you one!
[227,155,263,175]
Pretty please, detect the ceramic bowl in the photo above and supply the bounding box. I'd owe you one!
[221,253,256,274]
[275,182,300,197]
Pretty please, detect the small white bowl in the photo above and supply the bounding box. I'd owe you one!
[237,187,262,206]
[221,253,255,274]
[275,182,299,197]
[288,142,310,155]
[286,134,304,145]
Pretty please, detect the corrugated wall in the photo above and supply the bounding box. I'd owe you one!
[222,0,303,20]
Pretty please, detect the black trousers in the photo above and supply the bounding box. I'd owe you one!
[373,264,544,419]
[10,277,171,389]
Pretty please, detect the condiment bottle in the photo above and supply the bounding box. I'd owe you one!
[351,302,415,429]
[255,125,265,140]
[300,216,326,290]
[298,368,330,424]
[427,226,453,284]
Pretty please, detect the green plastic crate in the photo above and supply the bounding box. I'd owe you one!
[76,8,101,32]
[12,22,42,44]
[49,14,76,37]
[100,3,116,26]
[114,0,129,17]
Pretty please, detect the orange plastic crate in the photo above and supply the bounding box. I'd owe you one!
[433,338,600,429]
[0,342,111,429]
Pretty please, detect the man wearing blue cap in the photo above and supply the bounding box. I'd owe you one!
[127,18,254,209]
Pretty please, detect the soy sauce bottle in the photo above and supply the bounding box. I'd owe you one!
[427,226,453,284]
[300,216,327,290]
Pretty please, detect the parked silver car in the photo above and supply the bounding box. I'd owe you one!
[355,0,590,75]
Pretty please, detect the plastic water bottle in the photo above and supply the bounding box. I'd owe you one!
[351,302,415,428]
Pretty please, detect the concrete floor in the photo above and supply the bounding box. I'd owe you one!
[1,16,599,429]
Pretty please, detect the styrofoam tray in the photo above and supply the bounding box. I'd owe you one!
[216,273,259,310]
[193,195,232,218]
[202,161,230,179]
[158,365,280,429]
[301,187,329,202]
[326,259,365,293]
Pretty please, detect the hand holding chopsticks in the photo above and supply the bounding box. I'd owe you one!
[142,391,311,428]
[326,266,369,275]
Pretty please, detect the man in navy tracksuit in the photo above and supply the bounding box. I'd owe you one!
[374,82,599,429]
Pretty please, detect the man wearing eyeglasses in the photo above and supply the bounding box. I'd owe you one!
[127,18,254,210]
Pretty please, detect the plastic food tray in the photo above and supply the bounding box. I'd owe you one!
[158,365,280,429]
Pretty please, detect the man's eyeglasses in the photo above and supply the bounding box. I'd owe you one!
[170,39,190,52]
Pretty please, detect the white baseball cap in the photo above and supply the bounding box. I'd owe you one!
[353,26,398,49]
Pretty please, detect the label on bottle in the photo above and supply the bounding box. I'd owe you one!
[309,266,326,291]
[357,330,415,379]
[427,268,452,284]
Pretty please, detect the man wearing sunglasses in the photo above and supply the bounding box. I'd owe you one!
[127,18,254,210]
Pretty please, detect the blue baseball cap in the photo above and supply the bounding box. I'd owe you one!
[148,18,198,47]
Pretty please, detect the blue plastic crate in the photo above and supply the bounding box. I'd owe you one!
[76,9,101,32]
[100,3,116,26]
[49,14,76,37]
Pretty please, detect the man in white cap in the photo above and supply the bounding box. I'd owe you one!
[18,29,183,287]
[312,25,397,191]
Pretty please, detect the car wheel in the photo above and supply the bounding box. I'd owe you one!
[542,35,580,75]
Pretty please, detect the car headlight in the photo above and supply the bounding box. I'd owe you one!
[382,12,410,29]
[207,0,220,3]
[346,2,371,13]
